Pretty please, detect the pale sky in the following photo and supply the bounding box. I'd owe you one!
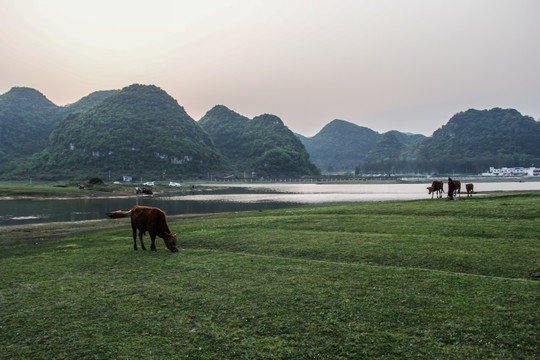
[1,0,539,136]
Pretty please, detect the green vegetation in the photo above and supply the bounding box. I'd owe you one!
[0,87,63,163]
[24,84,223,180]
[200,105,319,177]
[299,120,426,174]
[0,88,119,178]
[299,119,383,173]
[363,132,408,174]
[413,108,540,174]
[3,85,539,180]
[301,109,540,175]
[61,90,119,114]
[1,194,538,358]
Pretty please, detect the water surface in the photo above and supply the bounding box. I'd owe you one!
[1,181,538,226]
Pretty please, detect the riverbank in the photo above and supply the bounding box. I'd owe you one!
[2,193,538,359]
[2,179,539,201]
[0,182,197,200]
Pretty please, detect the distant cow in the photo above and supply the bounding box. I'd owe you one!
[130,206,178,252]
[453,179,462,198]
[465,183,474,197]
[427,180,444,198]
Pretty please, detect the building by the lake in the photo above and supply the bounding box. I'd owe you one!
[482,167,540,177]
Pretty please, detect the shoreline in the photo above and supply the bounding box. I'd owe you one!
[1,188,539,201]
[0,212,229,245]
[2,191,538,244]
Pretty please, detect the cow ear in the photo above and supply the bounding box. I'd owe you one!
[172,233,176,236]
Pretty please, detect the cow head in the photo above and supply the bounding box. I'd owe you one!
[164,233,179,252]
[427,186,434,194]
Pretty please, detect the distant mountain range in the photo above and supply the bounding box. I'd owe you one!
[0,85,316,180]
[1,84,539,180]
[300,108,540,174]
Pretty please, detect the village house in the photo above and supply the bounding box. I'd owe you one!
[482,167,539,177]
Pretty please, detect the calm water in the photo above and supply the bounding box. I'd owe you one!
[1,181,539,226]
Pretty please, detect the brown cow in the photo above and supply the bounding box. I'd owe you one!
[465,183,474,197]
[453,179,461,198]
[130,205,178,252]
[427,180,444,198]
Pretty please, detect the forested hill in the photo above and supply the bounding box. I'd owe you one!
[199,105,319,177]
[26,84,223,179]
[299,119,425,173]
[301,108,539,175]
[299,120,381,172]
[62,90,119,114]
[411,108,540,173]
[0,87,62,163]
[2,84,538,179]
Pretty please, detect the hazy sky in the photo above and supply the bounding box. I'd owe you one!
[1,0,539,136]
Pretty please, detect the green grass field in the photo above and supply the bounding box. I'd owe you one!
[1,194,539,359]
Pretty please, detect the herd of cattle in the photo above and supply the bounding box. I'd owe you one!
[427,179,474,199]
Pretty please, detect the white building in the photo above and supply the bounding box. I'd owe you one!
[484,167,539,177]
[527,167,540,177]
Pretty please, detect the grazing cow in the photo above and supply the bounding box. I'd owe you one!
[465,183,474,197]
[130,205,178,252]
[427,180,444,198]
[453,179,462,198]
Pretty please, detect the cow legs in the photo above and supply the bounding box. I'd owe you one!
[150,231,157,251]
[138,231,147,250]
[132,227,138,250]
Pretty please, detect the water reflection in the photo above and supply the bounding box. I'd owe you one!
[1,181,539,226]
[171,183,429,203]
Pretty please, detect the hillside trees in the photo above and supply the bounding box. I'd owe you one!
[299,120,382,173]
[0,88,63,167]
[363,132,409,173]
[2,82,539,179]
[199,106,319,177]
[411,108,540,173]
[27,84,224,179]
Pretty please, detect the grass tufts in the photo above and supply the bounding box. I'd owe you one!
[1,194,539,359]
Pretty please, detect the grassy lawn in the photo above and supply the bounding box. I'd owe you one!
[1,194,539,359]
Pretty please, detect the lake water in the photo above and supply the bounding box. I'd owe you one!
[1,181,539,226]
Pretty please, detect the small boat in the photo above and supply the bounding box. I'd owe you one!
[106,209,131,218]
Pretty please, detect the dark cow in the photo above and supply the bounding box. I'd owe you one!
[427,180,444,198]
[465,183,474,197]
[130,205,178,252]
[453,179,462,198]
[135,187,153,195]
